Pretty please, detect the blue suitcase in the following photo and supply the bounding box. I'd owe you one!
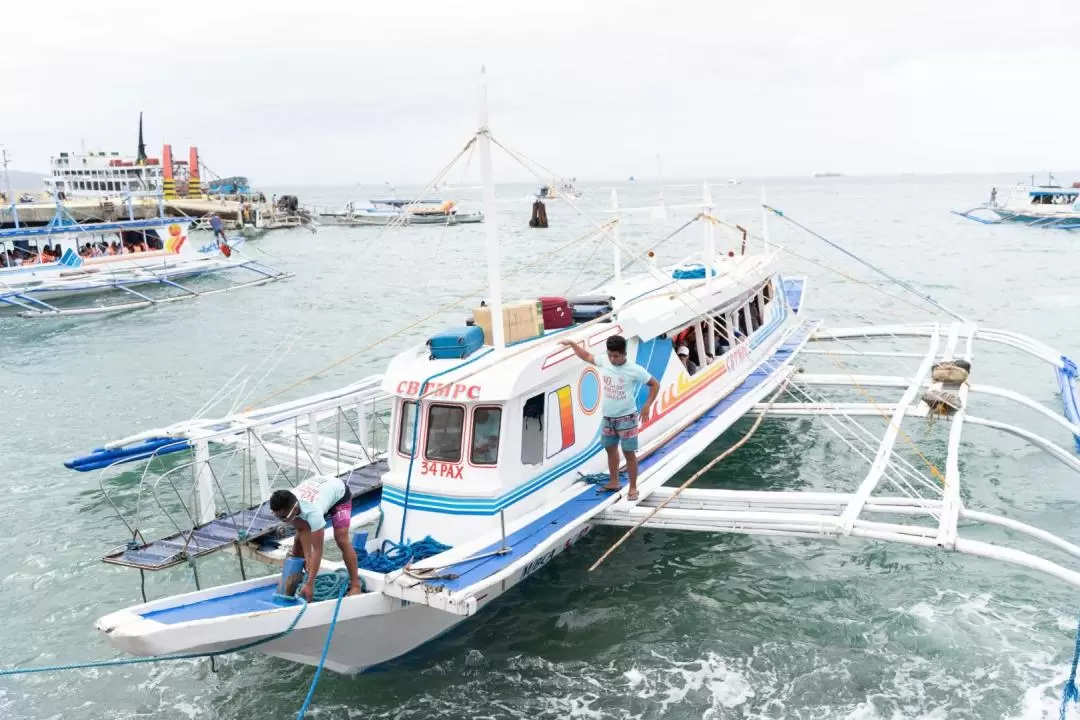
[571,303,612,323]
[428,325,484,360]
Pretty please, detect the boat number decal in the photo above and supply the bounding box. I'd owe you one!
[396,380,481,400]
[523,526,592,578]
[420,461,463,479]
[521,548,557,578]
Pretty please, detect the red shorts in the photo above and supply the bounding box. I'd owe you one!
[329,488,352,529]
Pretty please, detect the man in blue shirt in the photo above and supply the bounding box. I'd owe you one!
[209,213,226,243]
[270,475,362,600]
[561,335,659,501]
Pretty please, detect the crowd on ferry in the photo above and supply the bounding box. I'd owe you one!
[0,233,163,267]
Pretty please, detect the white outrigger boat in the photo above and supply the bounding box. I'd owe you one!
[952,175,1080,230]
[0,202,292,316]
[312,198,484,227]
[66,88,1080,704]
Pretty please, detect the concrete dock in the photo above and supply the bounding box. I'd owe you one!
[0,191,256,229]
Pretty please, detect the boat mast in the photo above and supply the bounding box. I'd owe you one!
[1,147,13,203]
[702,181,714,282]
[478,67,505,350]
[136,111,147,165]
[611,188,622,283]
[761,185,770,253]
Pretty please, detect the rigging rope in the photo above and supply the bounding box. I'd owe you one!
[761,205,968,323]
[245,218,616,410]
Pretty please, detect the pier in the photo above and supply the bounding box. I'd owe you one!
[0,192,275,230]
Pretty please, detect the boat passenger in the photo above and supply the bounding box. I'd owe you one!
[269,476,362,600]
[560,335,660,502]
[677,345,698,376]
[471,408,501,464]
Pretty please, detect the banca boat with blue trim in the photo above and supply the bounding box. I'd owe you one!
[0,202,292,316]
[952,175,1080,230]
[72,97,1080,685]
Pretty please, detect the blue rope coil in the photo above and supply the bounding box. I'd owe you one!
[358,536,451,574]
[1061,613,1080,720]
[579,471,629,485]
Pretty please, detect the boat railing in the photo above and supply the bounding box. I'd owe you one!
[96,383,394,560]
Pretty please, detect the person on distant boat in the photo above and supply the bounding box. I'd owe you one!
[269,475,362,600]
[209,213,226,244]
[990,187,998,206]
[560,335,660,502]
[677,345,698,376]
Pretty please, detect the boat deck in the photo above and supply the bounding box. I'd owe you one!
[141,580,285,625]
[104,461,387,570]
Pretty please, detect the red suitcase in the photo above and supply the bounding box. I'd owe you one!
[540,296,573,330]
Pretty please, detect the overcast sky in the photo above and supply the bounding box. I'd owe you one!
[3,0,1077,186]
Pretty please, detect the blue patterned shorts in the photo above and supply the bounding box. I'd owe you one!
[600,413,640,451]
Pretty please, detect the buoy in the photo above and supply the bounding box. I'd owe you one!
[529,199,549,228]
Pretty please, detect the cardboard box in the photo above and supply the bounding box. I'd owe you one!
[472,300,544,345]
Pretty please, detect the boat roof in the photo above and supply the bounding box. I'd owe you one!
[0,216,187,240]
[1030,188,1079,196]
[381,253,778,402]
[370,199,442,206]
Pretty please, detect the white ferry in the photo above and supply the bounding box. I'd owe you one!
[42,115,204,200]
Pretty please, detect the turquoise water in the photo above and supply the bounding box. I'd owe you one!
[3,174,1080,718]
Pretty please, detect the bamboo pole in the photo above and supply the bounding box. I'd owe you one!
[588,377,792,572]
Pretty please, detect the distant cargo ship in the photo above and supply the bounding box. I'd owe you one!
[813,172,844,178]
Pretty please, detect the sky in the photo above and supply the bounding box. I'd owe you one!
[2,0,1078,186]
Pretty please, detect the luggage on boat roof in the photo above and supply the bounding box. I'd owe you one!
[566,294,614,307]
[571,303,612,323]
[472,299,544,345]
[540,296,572,330]
[567,294,613,324]
[428,325,484,360]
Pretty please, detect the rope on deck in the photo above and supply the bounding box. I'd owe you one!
[0,569,351,716]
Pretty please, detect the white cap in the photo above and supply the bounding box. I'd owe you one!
[677,345,690,356]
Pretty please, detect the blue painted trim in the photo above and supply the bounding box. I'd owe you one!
[0,217,185,240]
[65,437,190,472]
[1056,355,1080,453]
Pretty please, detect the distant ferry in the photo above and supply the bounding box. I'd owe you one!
[42,114,237,200]
[813,172,844,178]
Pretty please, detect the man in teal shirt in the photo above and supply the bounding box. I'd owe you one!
[270,475,362,600]
[561,334,660,501]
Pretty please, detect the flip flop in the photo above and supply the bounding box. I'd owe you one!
[627,491,639,502]
[596,485,621,494]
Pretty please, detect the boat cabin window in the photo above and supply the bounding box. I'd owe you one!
[762,280,773,304]
[425,404,464,463]
[546,386,576,458]
[470,406,502,465]
[521,394,545,466]
[397,400,419,456]
[749,292,763,331]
